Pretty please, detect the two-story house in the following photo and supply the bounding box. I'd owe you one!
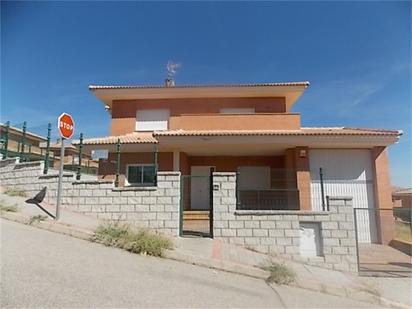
[77,81,402,244]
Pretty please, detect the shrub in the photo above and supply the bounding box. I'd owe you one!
[262,262,296,285]
[0,202,18,212]
[4,187,27,197]
[92,222,173,257]
[27,215,48,225]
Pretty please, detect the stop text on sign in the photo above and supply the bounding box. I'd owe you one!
[60,122,73,131]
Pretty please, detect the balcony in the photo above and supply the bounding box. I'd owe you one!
[236,168,300,211]
[169,113,301,131]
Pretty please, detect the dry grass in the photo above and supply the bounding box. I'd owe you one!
[262,262,296,285]
[4,187,27,197]
[0,200,18,212]
[92,222,173,257]
[27,215,48,225]
[394,221,412,244]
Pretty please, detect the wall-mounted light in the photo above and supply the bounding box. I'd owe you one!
[299,149,307,158]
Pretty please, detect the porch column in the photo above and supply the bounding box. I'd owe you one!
[371,146,394,245]
[173,150,180,172]
[287,147,311,211]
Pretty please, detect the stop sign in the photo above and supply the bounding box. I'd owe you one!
[58,113,75,139]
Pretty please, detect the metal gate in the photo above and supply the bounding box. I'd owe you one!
[354,207,412,277]
[179,170,213,237]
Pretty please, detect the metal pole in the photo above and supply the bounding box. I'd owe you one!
[353,208,361,273]
[43,123,51,174]
[236,171,240,209]
[76,133,83,180]
[209,167,213,238]
[320,167,326,211]
[153,144,158,186]
[179,176,184,237]
[56,138,65,220]
[20,121,27,162]
[4,121,9,158]
[115,138,120,187]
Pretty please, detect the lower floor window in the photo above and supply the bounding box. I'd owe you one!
[127,164,156,185]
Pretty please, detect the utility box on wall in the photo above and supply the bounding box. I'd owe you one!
[299,222,323,257]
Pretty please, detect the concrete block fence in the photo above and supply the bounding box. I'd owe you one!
[212,172,358,273]
[0,159,180,236]
[1,159,358,272]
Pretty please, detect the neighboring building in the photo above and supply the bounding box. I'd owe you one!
[392,188,412,208]
[76,81,402,245]
[0,123,98,174]
[39,141,99,175]
[0,123,52,161]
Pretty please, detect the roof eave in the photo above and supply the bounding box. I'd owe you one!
[89,82,309,111]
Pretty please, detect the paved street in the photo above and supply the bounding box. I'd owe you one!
[1,219,381,308]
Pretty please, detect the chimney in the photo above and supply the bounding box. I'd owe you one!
[164,78,175,87]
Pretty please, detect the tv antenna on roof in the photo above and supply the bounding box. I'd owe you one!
[165,61,181,87]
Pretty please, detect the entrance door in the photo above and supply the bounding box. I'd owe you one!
[190,166,213,210]
[309,149,378,243]
[180,167,213,237]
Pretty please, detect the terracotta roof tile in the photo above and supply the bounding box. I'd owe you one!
[74,127,401,146]
[153,127,402,137]
[89,81,310,90]
[393,188,412,195]
[73,133,158,145]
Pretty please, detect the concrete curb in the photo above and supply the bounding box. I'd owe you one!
[1,211,94,241]
[165,249,269,279]
[0,211,408,309]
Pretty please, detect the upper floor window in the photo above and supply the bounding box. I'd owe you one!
[220,108,255,114]
[136,109,170,131]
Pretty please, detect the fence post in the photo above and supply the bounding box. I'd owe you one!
[153,144,158,186]
[320,167,326,211]
[20,121,27,162]
[235,171,240,209]
[3,121,9,158]
[43,123,51,174]
[76,133,83,180]
[115,138,121,187]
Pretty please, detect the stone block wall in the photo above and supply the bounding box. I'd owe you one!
[0,159,180,236]
[213,172,358,273]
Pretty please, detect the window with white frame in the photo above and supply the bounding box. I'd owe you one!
[136,109,170,131]
[126,164,156,186]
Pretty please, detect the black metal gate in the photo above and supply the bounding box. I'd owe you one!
[179,169,213,237]
[354,207,411,277]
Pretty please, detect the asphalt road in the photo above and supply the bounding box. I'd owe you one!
[1,219,381,308]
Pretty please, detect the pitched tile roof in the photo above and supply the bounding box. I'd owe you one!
[89,81,310,90]
[393,188,412,195]
[73,133,158,145]
[74,127,401,146]
[153,127,402,137]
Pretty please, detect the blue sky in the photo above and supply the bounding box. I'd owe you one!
[1,1,411,186]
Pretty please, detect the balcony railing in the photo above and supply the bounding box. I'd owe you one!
[237,189,300,210]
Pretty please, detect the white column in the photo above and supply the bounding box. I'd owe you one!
[173,150,180,171]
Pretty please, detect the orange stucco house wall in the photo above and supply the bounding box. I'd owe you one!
[82,82,401,245]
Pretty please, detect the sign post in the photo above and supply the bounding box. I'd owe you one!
[56,113,75,220]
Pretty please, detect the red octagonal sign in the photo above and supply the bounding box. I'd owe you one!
[58,113,75,139]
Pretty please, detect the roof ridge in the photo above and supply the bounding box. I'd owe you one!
[89,81,310,90]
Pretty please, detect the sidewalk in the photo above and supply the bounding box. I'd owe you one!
[1,190,410,308]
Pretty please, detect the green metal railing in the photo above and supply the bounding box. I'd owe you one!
[1,120,95,179]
